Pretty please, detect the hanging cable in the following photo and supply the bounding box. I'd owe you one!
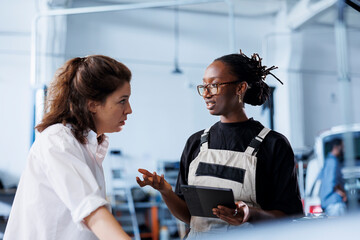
[172,4,183,74]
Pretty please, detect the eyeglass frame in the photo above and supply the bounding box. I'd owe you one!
[196,80,244,96]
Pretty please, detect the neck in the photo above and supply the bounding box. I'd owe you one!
[220,108,248,123]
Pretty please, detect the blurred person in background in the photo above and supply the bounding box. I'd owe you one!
[319,138,347,216]
[136,50,303,239]
[4,55,132,240]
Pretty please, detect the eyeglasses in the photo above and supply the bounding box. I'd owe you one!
[197,80,242,96]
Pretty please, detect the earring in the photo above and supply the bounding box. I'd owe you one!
[238,94,242,104]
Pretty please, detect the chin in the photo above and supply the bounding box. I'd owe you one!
[208,110,221,116]
[106,127,123,134]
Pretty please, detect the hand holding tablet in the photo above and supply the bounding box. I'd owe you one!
[180,185,236,218]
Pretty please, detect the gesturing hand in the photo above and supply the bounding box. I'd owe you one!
[212,201,250,225]
[136,168,172,194]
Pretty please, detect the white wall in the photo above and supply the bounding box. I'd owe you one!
[300,27,360,146]
[0,0,36,187]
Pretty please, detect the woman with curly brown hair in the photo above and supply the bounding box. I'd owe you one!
[4,55,132,240]
[137,51,303,238]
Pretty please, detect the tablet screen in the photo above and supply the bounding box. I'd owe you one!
[181,185,236,218]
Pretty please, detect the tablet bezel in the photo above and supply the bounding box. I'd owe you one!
[180,184,236,218]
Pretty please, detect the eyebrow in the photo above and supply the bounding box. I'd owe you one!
[118,95,130,99]
[202,76,224,81]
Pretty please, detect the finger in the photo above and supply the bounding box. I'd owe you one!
[212,208,220,217]
[160,174,165,186]
[217,207,244,225]
[153,172,159,188]
[217,205,235,217]
[138,168,153,176]
[143,176,153,185]
[136,177,147,187]
[218,214,242,225]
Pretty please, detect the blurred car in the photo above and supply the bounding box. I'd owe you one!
[209,211,360,240]
[304,123,360,215]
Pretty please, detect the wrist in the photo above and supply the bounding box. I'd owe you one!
[159,185,173,197]
[247,206,256,222]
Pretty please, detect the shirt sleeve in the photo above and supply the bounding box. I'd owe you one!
[40,128,109,230]
[175,132,202,200]
[175,141,191,200]
[319,156,338,201]
[262,135,304,216]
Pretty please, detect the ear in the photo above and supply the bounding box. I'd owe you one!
[87,100,100,114]
[236,81,248,96]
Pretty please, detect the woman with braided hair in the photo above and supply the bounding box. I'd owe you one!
[5,55,132,240]
[137,51,303,238]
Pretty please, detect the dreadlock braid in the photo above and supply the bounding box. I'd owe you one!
[215,50,282,106]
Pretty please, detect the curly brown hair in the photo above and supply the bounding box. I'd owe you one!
[215,50,282,106]
[35,55,131,144]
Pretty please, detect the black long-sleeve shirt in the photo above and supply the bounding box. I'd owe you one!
[175,118,304,216]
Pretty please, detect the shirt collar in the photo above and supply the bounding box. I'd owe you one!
[87,129,98,146]
[87,130,109,165]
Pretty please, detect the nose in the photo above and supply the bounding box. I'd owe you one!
[202,87,212,98]
[126,101,132,115]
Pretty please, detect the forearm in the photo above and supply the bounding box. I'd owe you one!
[84,206,131,240]
[160,190,191,224]
[248,208,286,222]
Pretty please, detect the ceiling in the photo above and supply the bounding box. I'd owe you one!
[65,0,360,29]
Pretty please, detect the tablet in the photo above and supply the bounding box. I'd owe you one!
[180,185,236,218]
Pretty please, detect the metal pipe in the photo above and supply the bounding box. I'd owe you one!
[226,0,236,53]
[38,0,225,17]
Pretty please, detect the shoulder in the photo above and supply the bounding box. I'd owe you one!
[268,130,291,143]
[263,128,292,149]
[36,123,79,148]
[185,129,204,148]
[186,122,220,145]
[243,118,267,136]
[181,126,213,161]
[257,128,294,161]
[41,123,72,136]
[325,154,338,165]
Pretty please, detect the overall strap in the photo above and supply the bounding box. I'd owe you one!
[200,127,211,150]
[244,127,271,156]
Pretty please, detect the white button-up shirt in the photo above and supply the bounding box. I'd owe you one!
[4,124,111,240]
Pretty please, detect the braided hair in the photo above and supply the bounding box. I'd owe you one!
[215,50,282,106]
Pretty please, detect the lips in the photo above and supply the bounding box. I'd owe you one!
[119,119,126,126]
[205,100,215,110]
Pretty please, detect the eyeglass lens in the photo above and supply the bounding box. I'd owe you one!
[197,85,217,96]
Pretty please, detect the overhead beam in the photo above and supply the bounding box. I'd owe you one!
[37,0,224,17]
[287,0,337,30]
